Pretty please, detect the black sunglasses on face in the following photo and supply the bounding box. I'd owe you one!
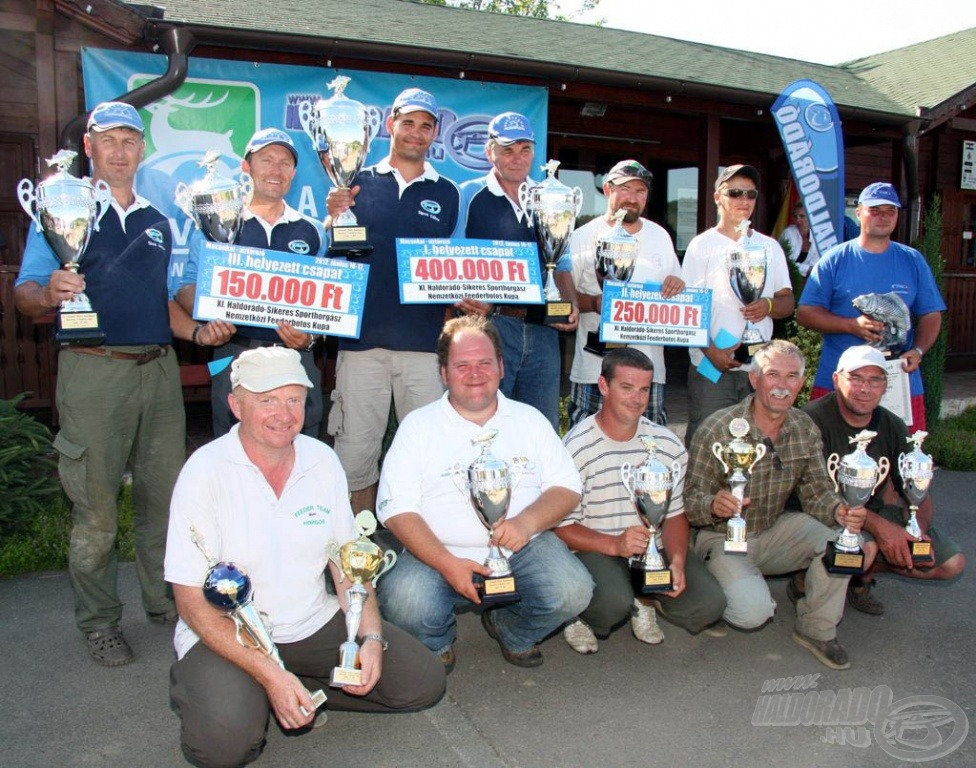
[723,188,759,200]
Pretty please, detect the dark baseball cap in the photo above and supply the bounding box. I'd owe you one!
[715,164,760,190]
[605,160,653,187]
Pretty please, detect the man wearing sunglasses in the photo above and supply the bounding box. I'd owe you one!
[803,345,964,616]
[797,182,945,432]
[681,165,794,446]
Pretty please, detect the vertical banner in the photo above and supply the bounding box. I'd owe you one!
[771,80,845,257]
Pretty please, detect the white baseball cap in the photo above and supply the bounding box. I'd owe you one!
[230,347,314,392]
[836,345,887,373]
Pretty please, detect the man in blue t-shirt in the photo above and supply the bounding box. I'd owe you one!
[177,128,327,438]
[797,182,945,432]
[325,87,462,514]
[455,112,577,430]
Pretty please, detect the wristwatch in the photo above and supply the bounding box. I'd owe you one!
[360,633,388,651]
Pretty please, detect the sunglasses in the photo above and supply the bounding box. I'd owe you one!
[723,188,759,200]
[762,437,783,470]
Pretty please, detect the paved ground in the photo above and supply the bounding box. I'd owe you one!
[2,466,972,767]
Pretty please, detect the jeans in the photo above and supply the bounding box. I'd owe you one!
[494,315,561,431]
[379,531,594,654]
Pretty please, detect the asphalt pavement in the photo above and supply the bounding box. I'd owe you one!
[2,472,972,768]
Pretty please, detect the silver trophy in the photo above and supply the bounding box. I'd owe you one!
[852,292,912,356]
[326,510,397,687]
[711,417,767,553]
[174,150,251,244]
[621,435,682,593]
[18,149,112,346]
[190,526,326,717]
[520,160,583,324]
[898,431,935,566]
[727,219,769,347]
[585,209,637,355]
[299,75,372,256]
[824,430,890,574]
[452,430,526,605]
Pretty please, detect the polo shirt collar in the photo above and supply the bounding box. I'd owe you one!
[376,157,440,185]
[439,389,513,425]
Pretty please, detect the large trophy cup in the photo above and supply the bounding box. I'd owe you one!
[824,430,890,574]
[174,150,251,243]
[189,526,327,717]
[711,418,767,553]
[898,431,935,567]
[585,209,638,356]
[18,149,112,346]
[299,75,372,257]
[520,160,582,324]
[621,435,682,593]
[327,510,397,687]
[452,430,525,606]
[727,220,769,363]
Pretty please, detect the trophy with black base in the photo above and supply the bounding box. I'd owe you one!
[585,209,638,356]
[898,431,936,568]
[727,220,769,364]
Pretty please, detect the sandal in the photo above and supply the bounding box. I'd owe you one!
[86,627,134,667]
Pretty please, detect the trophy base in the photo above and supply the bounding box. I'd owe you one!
[822,542,865,575]
[583,331,624,357]
[630,564,673,594]
[544,301,573,325]
[56,312,106,347]
[733,343,764,365]
[910,540,935,568]
[299,688,328,716]
[475,574,522,607]
[329,225,372,258]
[724,540,748,554]
[330,666,362,688]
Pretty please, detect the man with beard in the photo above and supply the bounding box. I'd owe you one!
[558,160,684,428]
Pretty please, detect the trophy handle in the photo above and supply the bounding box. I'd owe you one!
[239,172,254,201]
[174,181,193,220]
[620,462,635,501]
[510,456,527,492]
[571,186,584,217]
[748,442,767,473]
[711,443,730,474]
[451,462,469,497]
[326,539,346,583]
[874,456,891,495]
[298,98,316,141]
[517,181,532,220]
[671,460,683,487]
[897,452,909,478]
[92,179,113,232]
[826,453,841,494]
[16,179,42,232]
[365,106,383,143]
[372,549,397,586]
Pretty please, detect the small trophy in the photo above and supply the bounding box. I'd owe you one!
[520,160,582,324]
[18,150,112,346]
[852,292,911,357]
[727,220,768,362]
[190,526,327,717]
[824,430,890,574]
[585,209,637,356]
[327,510,397,687]
[711,418,767,553]
[174,150,251,244]
[299,76,373,257]
[621,435,682,594]
[898,431,935,567]
[453,430,525,605]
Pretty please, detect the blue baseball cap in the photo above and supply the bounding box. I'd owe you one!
[87,102,144,134]
[392,88,439,120]
[858,182,901,208]
[488,112,535,146]
[244,128,299,163]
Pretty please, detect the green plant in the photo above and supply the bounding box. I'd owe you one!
[913,195,947,426]
[926,407,976,471]
[0,394,61,535]
[775,243,820,407]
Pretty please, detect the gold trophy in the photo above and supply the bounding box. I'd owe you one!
[327,510,397,687]
[898,431,936,567]
[711,418,767,553]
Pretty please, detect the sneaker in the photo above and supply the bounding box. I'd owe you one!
[631,599,665,645]
[86,627,134,667]
[439,646,456,675]
[563,619,599,654]
[481,610,543,668]
[792,630,850,670]
[702,620,728,638]
[847,580,885,616]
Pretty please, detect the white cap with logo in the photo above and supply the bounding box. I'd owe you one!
[836,345,887,373]
[230,347,314,392]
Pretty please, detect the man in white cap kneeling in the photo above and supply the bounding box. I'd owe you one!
[164,347,445,768]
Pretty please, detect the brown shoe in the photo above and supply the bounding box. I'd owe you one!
[86,627,134,667]
[439,646,456,674]
[786,573,806,606]
[847,580,885,616]
[481,610,543,668]
[793,630,850,670]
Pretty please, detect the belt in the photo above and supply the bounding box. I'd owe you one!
[494,306,527,320]
[67,346,168,365]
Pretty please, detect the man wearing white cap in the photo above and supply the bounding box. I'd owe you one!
[559,159,684,429]
[798,181,946,432]
[14,100,227,666]
[803,345,965,615]
[165,347,445,767]
[177,127,327,439]
[326,87,462,516]
[455,111,574,430]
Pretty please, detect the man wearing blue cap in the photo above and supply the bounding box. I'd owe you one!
[13,101,225,665]
[326,87,462,515]
[177,127,328,439]
[455,112,575,430]
[797,182,946,432]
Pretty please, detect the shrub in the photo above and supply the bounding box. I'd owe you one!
[913,195,947,426]
[0,394,61,535]
[927,407,976,471]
